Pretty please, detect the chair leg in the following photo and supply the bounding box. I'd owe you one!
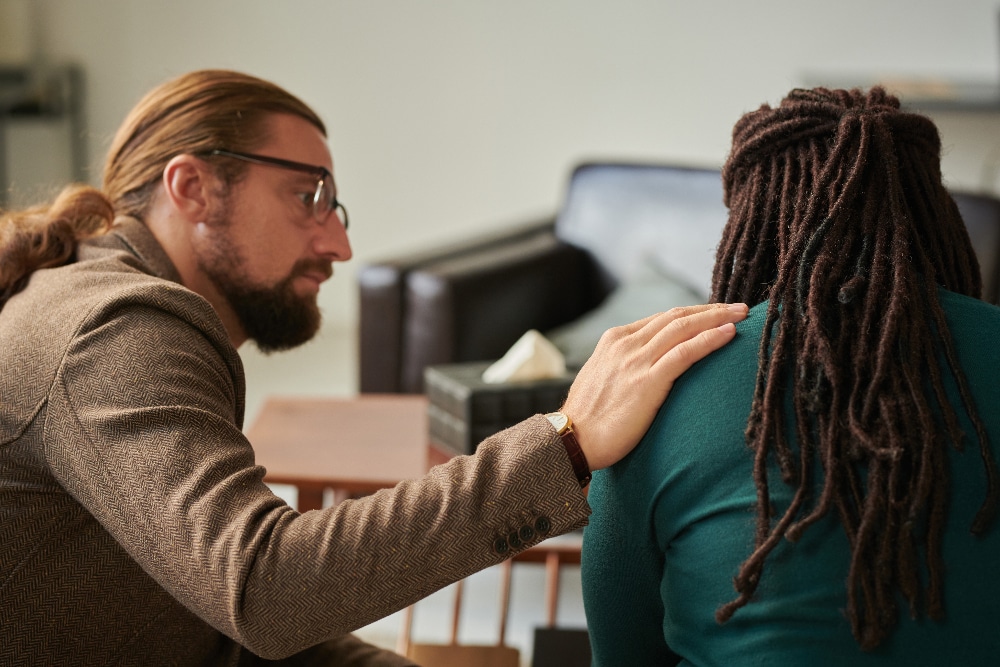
[545,551,560,627]
[449,579,464,645]
[497,559,513,645]
[396,604,414,656]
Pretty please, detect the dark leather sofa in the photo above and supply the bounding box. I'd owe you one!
[358,162,1000,394]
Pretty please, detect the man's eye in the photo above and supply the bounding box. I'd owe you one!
[296,192,314,207]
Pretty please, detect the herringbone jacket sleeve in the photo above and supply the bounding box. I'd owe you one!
[43,285,590,660]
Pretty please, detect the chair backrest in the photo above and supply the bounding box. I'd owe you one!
[554,162,1000,305]
[554,162,728,299]
[400,561,520,667]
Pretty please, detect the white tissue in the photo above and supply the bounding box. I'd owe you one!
[481,329,567,384]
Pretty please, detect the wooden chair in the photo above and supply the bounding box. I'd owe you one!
[398,559,520,667]
[396,534,585,666]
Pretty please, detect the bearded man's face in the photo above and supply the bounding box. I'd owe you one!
[197,215,330,353]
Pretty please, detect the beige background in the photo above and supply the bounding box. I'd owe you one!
[5,1,1000,337]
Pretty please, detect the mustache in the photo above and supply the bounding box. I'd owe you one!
[290,258,334,281]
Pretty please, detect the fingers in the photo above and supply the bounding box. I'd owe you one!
[582,303,748,384]
[645,303,748,352]
[645,303,747,375]
[606,303,747,344]
[651,318,739,380]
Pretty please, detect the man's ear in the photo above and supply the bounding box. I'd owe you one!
[162,154,218,223]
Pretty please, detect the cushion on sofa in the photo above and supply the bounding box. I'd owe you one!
[546,255,705,368]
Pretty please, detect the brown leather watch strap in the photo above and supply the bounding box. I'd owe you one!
[560,426,592,488]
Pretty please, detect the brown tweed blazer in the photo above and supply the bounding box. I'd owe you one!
[0,218,591,665]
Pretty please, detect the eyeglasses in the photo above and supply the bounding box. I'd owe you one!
[204,149,349,229]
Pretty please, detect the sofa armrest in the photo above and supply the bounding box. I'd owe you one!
[357,262,409,393]
[396,231,602,393]
[359,219,590,393]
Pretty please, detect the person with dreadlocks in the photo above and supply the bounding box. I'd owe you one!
[581,86,1000,665]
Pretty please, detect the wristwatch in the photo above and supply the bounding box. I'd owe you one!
[545,412,592,488]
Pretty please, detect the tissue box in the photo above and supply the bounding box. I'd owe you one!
[425,361,576,455]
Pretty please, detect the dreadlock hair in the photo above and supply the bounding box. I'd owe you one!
[0,69,325,311]
[711,86,999,650]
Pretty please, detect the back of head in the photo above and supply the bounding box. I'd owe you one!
[0,69,324,308]
[711,87,998,649]
[714,86,979,305]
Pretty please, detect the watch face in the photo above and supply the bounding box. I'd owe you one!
[546,412,569,433]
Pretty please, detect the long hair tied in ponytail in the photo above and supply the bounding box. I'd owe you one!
[0,185,114,308]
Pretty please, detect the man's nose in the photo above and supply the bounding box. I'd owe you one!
[314,215,352,261]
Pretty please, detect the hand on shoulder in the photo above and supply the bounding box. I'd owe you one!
[562,303,748,471]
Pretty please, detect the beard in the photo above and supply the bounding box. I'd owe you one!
[197,219,330,354]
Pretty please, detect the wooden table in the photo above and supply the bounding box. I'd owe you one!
[246,394,581,628]
[246,394,451,511]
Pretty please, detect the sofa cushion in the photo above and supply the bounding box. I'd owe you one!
[546,256,704,368]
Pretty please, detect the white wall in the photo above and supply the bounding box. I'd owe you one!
[5,0,1000,402]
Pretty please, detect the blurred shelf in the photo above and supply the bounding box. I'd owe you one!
[0,64,86,207]
[800,74,1000,113]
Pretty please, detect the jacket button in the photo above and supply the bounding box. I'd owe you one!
[519,525,536,543]
[494,537,509,555]
[508,531,522,549]
[534,516,552,535]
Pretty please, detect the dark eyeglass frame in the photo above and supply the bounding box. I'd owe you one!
[203,149,348,229]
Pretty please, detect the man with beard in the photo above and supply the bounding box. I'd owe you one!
[0,70,748,666]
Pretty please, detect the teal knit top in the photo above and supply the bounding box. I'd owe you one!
[582,290,1000,666]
